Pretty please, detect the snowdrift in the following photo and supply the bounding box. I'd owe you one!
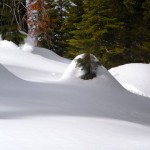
[109,64,150,97]
[1,39,150,150]
[1,62,150,125]
[0,40,69,82]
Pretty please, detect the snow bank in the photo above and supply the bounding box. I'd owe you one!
[0,40,69,82]
[60,54,123,91]
[61,54,104,80]
[109,64,150,97]
[61,54,86,80]
[1,62,150,149]
[1,40,150,150]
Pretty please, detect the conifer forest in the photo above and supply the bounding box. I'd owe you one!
[0,0,150,68]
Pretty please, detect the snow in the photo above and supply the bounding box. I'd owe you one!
[0,40,68,82]
[109,64,150,97]
[1,117,150,150]
[0,39,150,150]
[61,54,85,80]
[20,32,34,52]
[61,53,99,80]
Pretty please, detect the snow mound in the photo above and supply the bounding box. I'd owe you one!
[1,43,150,149]
[0,40,69,82]
[109,63,150,97]
[61,54,122,86]
[61,54,102,79]
[61,54,88,80]
[0,40,18,50]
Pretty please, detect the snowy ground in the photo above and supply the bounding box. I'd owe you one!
[109,64,150,97]
[0,40,150,150]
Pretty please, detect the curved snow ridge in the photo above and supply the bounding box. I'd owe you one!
[0,40,69,82]
[32,47,71,64]
[109,63,150,97]
[122,82,150,98]
[0,40,68,71]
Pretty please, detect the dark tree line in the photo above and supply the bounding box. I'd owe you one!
[65,0,150,68]
[0,0,150,68]
[0,0,27,44]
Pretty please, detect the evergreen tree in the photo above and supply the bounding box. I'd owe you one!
[117,0,150,64]
[97,0,150,67]
[64,0,85,58]
[65,0,150,68]
[76,53,100,80]
[25,0,150,67]
[52,0,71,55]
[67,0,123,66]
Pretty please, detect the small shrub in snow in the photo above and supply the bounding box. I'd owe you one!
[76,53,100,80]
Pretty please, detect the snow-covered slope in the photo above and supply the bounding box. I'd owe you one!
[0,40,69,82]
[0,40,150,150]
[109,64,150,97]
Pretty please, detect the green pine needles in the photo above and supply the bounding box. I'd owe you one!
[76,53,100,80]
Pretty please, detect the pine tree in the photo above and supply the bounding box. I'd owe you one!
[67,0,123,65]
[64,0,85,58]
[26,0,149,67]
[52,0,71,55]
[116,0,150,64]
[66,0,150,68]
[76,53,100,80]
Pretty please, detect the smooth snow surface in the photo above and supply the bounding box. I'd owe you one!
[0,40,150,150]
[109,64,150,97]
[0,40,69,82]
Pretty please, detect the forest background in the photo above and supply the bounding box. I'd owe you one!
[0,0,150,68]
